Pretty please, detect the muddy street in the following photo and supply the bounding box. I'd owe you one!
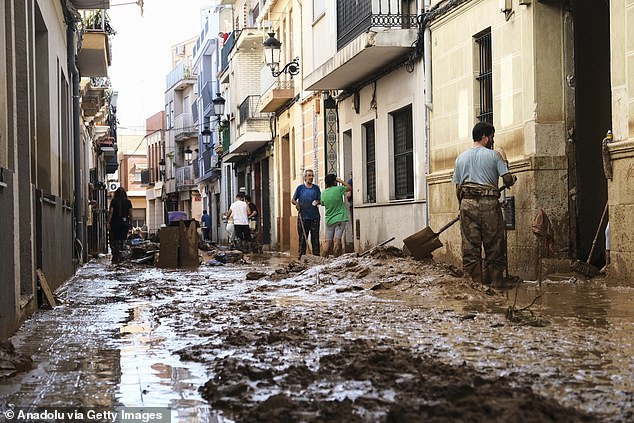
[1,251,633,422]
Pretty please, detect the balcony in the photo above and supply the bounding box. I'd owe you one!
[98,136,116,158]
[260,69,295,113]
[166,60,196,91]
[81,79,109,118]
[173,113,196,142]
[220,28,261,84]
[220,30,238,76]
[175,165,196,191]
[224,96,270,160]
[196,150,221,183]
[305,0,419,90]
[77,31,111,77]
[77,11,114,77]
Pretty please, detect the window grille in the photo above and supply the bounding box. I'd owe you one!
[392,106,414,200]
[475,29,493,124]
[364,121,376,203]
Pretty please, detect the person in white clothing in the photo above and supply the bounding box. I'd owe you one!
[224,193,251,251]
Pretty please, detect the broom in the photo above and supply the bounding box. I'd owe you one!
[571,202,608,278]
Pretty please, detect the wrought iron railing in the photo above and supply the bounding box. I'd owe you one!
[337,0,419,50]
[221,30,239,73]
[238,95,267,126]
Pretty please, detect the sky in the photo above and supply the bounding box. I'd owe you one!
[107,0,212,135]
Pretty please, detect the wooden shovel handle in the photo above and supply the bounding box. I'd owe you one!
[436,216,460,235]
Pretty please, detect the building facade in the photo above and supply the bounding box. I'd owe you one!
[303,0,425,253]
[427,0,611,280]
[0,0,116,339]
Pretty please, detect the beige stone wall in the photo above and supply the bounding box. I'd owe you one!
[607,1,634,282]
[605,141,634,281]
[428,0,570,280]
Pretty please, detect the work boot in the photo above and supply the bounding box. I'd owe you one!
[466,263,483,285]
[490,267,505,288]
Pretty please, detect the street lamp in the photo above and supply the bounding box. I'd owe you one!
[213,93,226,117]
[263,32,299,77]
[201,126,212,147]
[184,146,193,164]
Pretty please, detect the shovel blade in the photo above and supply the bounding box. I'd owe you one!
[403,227,443,259]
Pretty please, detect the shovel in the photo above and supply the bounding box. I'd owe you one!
[403,216,460,259]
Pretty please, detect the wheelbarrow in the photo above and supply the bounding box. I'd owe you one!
[403,216,460,259]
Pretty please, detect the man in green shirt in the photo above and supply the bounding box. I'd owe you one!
[320,174,352,257]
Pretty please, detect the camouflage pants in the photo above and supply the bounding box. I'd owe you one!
[459,196,505,284]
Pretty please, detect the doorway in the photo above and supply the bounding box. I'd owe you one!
[569,0,611,267]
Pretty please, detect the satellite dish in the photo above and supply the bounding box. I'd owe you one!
[108,182,120,192]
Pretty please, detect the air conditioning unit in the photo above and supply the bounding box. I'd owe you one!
[108,181,120,192]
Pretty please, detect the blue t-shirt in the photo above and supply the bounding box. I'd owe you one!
[293,184,321,220]
[452,146,509,187]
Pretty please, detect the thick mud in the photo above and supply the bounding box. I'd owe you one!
[1,249,633,422]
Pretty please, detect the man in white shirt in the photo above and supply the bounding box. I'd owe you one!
[225,194,251,251]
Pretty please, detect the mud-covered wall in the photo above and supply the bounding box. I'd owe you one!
[40,194,75,292]
[0,171,21,340]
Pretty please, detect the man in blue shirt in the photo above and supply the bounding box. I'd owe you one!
[201,210,212,241]
[292,169,321,256]
[453,122,516,285]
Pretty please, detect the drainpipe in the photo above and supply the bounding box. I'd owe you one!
[65,7,84,263]
[423,0,432,227]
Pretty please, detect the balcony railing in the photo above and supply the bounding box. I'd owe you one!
[337,0,419,50]
[175,165,196,190]
[201,82,214,117]
[198,149,220,178]
[238,96,267,126]
[166,60,195,90]
[220,30,239,74]
[173,113,195,141]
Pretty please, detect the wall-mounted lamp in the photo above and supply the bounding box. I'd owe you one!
[201,126,212,147]
[499,0,513,20]
[263,32,299,77]
[184,146,193,164]
[213,93,226,117]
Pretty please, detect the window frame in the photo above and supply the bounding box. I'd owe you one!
[390,105,414,200]
[363,120,376,204]
[474,28,493,124]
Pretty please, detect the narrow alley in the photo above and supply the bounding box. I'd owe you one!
[1,251,633,422]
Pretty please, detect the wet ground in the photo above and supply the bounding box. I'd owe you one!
[0,249,633,422]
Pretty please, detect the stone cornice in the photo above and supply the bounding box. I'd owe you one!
[427,155,567,185]
[607,139,634,160]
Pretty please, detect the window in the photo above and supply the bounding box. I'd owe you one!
[363,121,376,203]
[391,105,414,200]
[131,209,146,229]
[313,0,325,21]
[475,29,493,123]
